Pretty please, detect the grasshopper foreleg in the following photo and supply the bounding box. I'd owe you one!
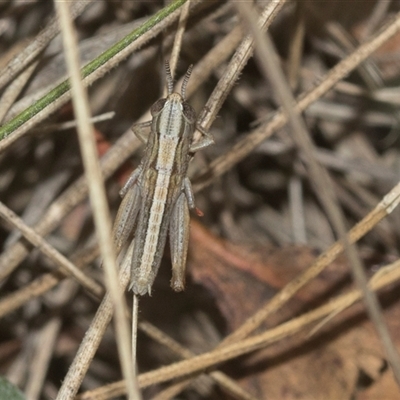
[131,120,152,144]
[189,124,214,153]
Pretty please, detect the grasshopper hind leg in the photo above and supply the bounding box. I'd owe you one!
[119,167,141,198]
[169,191,190,292]
[112,181,141,256]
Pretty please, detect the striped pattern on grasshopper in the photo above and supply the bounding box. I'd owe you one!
[112,62,213,296]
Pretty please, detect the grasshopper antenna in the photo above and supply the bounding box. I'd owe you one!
[165,60,174,95]
[181,64,193,100]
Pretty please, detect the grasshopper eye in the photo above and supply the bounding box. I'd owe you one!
[182,101,196,124]
[150,98,167,116]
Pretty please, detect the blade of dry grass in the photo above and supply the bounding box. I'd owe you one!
[362,0,392,38]
[0,202,103,297]
[24,317,61,400]
[54,2,139,399]
[132,293,139,374]
[235,1,400,384]
[289,176,307,244]
[0,243,100,319]
[287,3,305,89]
[0,61,38,123]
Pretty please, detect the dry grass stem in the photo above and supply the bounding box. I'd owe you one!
[0,62,38,123]
[24,318,61,400]
[0,202,103,297]
[0,243,99,319]
[54,2,138,399]
[36,111,115,134]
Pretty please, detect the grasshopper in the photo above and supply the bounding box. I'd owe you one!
[112,61,213,296]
